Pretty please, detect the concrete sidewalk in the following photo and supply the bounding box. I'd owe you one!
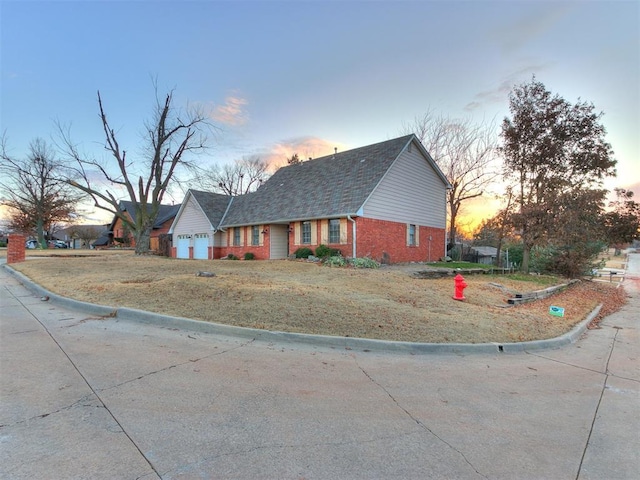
[1,258,639,479]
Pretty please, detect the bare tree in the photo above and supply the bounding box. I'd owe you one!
[402,111,499,249]
[0,136,81,248]
[58,88,210,254]
[67,224,104,248]
[196,155,269,196]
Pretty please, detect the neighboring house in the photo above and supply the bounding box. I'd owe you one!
[56,224,109,249]
[466,245,498,265]
[169,134,450,263]
[109,201,181,251]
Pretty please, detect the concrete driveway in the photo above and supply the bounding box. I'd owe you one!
[1,255,639,479]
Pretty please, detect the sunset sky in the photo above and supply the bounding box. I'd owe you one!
[1,0,638,230]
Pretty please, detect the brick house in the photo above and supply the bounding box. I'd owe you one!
[169,134,450,263]
[108,201,181,251]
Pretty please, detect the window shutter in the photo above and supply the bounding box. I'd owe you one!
[311,220,317,245]
[415,225,420,246]
[340,218,347,244]
[321,220,328,244]
[406,224,411,246]
[294,223,301,245]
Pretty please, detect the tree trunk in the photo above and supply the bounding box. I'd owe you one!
[521,243,531,273]
[448,214,457,250]
[135,226,152,255]
[36,217,47,249]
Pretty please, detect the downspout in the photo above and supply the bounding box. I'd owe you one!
[347,215,356,258]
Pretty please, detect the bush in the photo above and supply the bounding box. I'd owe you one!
[315,244,342,258]
[529,245,556,274]
[545,242,604,278]
[294,247,314,259]
[350,257,380,269]
[321,256,380,268]
[244,252,255,260]
[324,255,347,267]
[226,254,239,260]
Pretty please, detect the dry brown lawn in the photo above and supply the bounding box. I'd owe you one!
[4,249,627,343]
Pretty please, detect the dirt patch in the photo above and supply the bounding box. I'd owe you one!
[8,252,626,343]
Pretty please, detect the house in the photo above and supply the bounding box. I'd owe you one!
[466,245,499,265]
[108,201,181,251]
[169,134,450,263]
[56,224,109,249]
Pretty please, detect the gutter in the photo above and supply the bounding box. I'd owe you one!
[347,215,356,258]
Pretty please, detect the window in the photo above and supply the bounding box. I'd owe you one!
[408,224,417,246]
[233,227,241,246]
[252,225,260,246]
[301,221,311,244]
[329,219,340,244]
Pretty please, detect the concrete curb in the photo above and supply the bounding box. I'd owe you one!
[2,264,600,355]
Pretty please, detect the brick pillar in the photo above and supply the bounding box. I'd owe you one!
[7,234,26,264]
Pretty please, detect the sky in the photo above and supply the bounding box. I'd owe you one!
[1,0,639,229]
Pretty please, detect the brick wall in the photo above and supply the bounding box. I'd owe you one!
[286,217,446,263]
[170,218,446,264]
[355,217,445,263]
[7,234,26,264]
[218,243,270,260]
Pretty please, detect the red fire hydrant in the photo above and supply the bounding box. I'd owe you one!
[453,273,467,301]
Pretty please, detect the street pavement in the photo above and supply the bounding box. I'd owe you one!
[1,254,639,479]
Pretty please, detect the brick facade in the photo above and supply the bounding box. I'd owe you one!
[7,234,26,264]
[173,217,446,263]
[355,217,445,263]
[218,227,271,260]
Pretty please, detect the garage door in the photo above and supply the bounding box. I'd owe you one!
[193,234,209,259]
[176,236,190,259]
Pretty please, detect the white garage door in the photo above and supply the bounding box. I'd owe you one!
[193,234,209,259]
[176,236,190,259]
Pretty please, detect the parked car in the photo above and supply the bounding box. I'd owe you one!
[25,240,38,249]
[49,240,68,248]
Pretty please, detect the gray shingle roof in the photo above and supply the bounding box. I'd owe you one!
[221,134,417,227]
[117,201,181,228]
[189,190,233,227]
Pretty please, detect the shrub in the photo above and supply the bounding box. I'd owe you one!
[244,252,255,260]
[545,242,604,278]
[315,244,342,258]
[294,247,314,259]
[226,254,239,260]
[324,255,347,267]
[350,257,380,269]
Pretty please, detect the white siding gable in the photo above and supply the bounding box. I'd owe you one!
[361,143,447,228]
[171,194,215,237]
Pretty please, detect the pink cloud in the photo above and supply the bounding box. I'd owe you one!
[261,136,347,170]
[209,95,248,127]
